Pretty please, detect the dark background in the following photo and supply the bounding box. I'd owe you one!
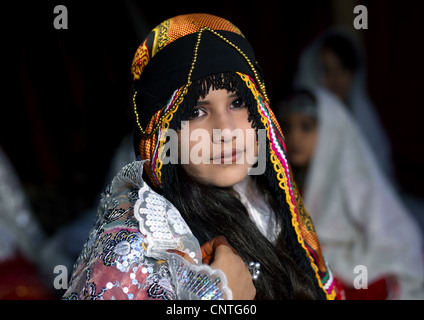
[3,0,424,234]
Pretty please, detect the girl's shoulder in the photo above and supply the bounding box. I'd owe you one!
[63,161,223,300]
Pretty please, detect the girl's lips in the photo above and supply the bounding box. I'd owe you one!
[212,149,244,164]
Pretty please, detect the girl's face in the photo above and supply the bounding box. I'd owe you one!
[280,113,318,168]
[178,88,258,187]
[320,47,353,102]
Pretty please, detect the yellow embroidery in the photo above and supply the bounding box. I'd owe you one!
[236,72,336,299]
[131,39,150,81]
[152,19,171,57]
[154,85,189,185]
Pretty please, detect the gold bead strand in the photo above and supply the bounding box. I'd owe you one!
[187,27,205,84]
[132,91,145,135]
[133,90,165,138]
[152,27,204,123]
[133,25,270,138]
[203,27,270,104]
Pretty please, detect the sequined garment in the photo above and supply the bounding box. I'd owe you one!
[63,161,231,300]
[66,14,338,300]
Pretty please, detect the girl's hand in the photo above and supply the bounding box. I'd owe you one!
[168,236,256,300]
[203,236,256,300]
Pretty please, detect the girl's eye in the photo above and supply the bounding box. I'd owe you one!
[189,108,206,120]
[300,120,315,133]
[231,98,246,109]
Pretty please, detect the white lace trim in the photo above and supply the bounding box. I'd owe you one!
[133,163,201,263]
[132,162,232,300]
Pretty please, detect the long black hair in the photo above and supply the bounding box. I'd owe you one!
[138,72,326,299]
[162,164,322,299]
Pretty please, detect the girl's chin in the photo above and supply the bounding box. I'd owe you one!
[188,165,250,188]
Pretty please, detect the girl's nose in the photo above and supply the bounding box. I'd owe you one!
[212,110,237,143]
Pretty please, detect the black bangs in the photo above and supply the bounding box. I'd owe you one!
[170,72,260,130]
[132,71,261,158]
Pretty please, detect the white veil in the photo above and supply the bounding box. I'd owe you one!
[294,27,394,178]
[302,87,424,299]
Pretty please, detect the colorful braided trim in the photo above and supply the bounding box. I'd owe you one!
[236,72,336,299]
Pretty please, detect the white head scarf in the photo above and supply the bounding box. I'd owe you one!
[301,87,424,299]
[294,27,394,179]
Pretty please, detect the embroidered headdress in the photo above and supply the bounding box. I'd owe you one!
[130,13,336,299]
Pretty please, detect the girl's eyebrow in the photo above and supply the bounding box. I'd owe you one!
[195,100,209,106]
[196,93,239,106]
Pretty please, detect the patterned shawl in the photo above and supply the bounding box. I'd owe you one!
[64,13,337,300]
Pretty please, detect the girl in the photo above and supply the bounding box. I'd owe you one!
[294,28,393,179]
[63,13,336,300]
[278,88,424,299]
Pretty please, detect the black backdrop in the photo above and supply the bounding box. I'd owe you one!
[3,0,424,233]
